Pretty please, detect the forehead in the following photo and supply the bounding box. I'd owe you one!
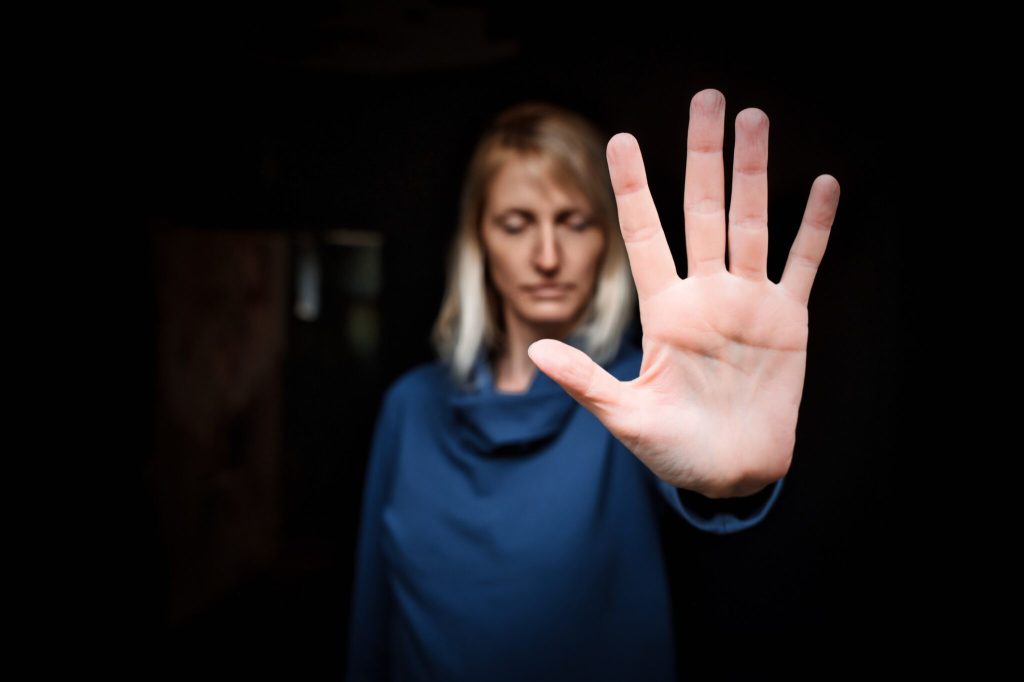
[487,154,588,211]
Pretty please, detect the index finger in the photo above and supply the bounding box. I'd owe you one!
[607,132,679,302]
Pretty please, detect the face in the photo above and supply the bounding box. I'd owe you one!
[480,153,606,340]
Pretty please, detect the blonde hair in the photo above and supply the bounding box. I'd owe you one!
[431,101,637,387]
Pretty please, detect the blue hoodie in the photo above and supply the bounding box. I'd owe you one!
[345,335,784,681]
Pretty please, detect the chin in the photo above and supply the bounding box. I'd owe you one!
[519,303,585,328]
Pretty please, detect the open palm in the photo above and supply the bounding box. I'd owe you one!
[527,88,840,500]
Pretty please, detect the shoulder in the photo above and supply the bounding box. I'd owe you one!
[379,359,452,414]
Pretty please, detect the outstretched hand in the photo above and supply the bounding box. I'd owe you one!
[528,88,840,499]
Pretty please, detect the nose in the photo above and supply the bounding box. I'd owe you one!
[533,223,561,273]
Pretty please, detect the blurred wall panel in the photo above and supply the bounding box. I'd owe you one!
[148,224,289,625]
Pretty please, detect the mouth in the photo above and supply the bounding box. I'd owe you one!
[525,284,572,299]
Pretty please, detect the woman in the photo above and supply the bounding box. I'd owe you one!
[346,88,840,681]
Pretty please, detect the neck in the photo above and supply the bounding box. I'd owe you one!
[492,310,577,394]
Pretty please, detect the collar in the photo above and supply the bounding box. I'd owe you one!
[447,335,638,455]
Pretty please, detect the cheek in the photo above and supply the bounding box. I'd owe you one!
[575,235,606,279]
[483,240,520,293]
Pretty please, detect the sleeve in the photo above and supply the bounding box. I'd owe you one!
[344,387,402,682]
[654,474,785,535]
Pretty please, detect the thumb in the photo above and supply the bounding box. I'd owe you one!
[528,339,623,423]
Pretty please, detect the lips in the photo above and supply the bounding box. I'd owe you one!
[526,284,571,299]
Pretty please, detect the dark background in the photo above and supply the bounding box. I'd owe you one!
[113,4,963,678]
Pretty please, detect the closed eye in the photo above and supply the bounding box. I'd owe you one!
[499,222,526,234]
